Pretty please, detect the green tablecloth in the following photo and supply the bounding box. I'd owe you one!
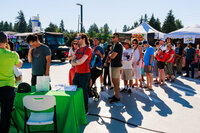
[13,88,87,133]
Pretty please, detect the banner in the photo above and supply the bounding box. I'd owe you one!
[184,35,195,43]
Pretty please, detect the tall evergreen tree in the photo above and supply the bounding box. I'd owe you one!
[0,21,4,31]
[149,14,156,28]
[133,21,139,28]
[175,19,184,29]
[27,18,32,32]
[144,14,148,22]
[59,19,65,32]
[154,18,161,31]
[88,23,99,33]
[15,10,27,33]
[45,22,58,32]
[162,10,177,33]
[13,23,18,32]
[3,21,9,31]
[9,22,13,31]
[139,15,143,24]
[122,25,128,32]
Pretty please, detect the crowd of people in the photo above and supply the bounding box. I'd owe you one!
[1,31,200,132]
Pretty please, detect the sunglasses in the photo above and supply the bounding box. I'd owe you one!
[74,43,78,45]
[111,36,115,39]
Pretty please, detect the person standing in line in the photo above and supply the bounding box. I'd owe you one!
[0,32,23,133]
[166,43,175,82]
[103,44,112,88]
[196,44,200,79]
[71,33,93,113]
[185,43,196,78]
[91,37,104,91]
[120,39,133,93]
[154,41,160,84]
[68,39,79,85]
[143,41,154,91]
[175,41,184,75]
[106,33,123,103]
[156,47,168,86]
[8,38,14,51]
[26,34,51,86]
[132,38,143,88]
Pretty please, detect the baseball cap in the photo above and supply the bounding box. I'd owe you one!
[159,38,165,42]
[142,41,148,45]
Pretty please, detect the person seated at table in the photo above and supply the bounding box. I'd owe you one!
[71,33,93,114]
[26,34,51,86]
[0,32,23,133]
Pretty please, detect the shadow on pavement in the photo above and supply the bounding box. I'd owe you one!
[161,85,193,108]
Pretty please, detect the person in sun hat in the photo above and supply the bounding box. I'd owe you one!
[120,39,133,93]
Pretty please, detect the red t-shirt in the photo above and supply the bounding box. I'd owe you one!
[156,52,167,62]
[166,50,175,63]
[75,46,92,73]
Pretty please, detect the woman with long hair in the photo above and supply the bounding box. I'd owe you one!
[132,38,143,87]
[68,39,79,85]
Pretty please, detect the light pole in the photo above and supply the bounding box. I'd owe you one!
[76,3,83,33]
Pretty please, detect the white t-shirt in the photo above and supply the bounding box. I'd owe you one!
[122,48,133,69]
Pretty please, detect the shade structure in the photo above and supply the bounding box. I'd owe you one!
[122,22,165,39]
[164,24,200,39]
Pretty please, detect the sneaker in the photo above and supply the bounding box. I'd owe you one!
[145,88,153,91]
[120,88,127,92]
[109,97,120,103]
[128,89,132,94]
[108,95,115,100]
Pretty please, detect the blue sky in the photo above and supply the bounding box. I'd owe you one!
[1,0,200,32]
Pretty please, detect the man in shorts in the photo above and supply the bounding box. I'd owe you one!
[143,41,154,91]
[107,33,123,103]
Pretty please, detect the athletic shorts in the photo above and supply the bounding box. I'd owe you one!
[122,69,132,80]
[157,61,165,69]
[111,67,121,79]
[144,65,153,73]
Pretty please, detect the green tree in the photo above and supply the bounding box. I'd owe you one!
[144,14,148,22]
[162,10,177,33]
[3,21,9,31]
[45,23,58,32]
[123,25,128,32]
[139,15,143,24]
[0,21,3,31]
[149,14,156,28]
[133,21,139,28]
[59,19,65,32]
[27,18,32,32]
[15,10,27,33]
[154,18,161,31]
[87,23,99,38]
[175,19,184,29]
[9,22,13,31]
[13,23,18,32]
[88,23,99,33]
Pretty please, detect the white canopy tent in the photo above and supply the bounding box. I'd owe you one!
[164,24,200,39]
[123,22,165,39]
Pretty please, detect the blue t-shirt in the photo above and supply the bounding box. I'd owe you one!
[91,45,104,67]
[144,46,154,66]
